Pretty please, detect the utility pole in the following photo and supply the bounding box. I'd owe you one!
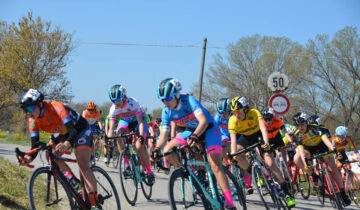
[198,38,207,103]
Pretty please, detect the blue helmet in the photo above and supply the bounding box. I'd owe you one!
[335,126,348,136]
[216,98,230,114]
[285,124,296,135]
[157,78,182,100]
[109,85,126,103]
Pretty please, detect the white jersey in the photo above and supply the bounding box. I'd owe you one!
[109,97,142,123]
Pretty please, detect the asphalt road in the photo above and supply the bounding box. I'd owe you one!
[0,143,359,210]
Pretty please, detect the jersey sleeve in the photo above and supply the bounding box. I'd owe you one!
[29,118,39,137]
[253,109,263,120]
[347,136,356,149]
[109,105,117,122]
[161,108,171,132]
[51,101,72,124]
[228,115,237,134]
[188,95,203,116]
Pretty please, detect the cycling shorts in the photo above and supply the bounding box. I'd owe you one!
[116,120,148,138]
[269,132,285,150]
[51,125,93,152]
[302,141,330,157]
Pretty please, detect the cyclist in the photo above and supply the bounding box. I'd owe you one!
[103,114,120,164]
[214,99,235,167]
[152,78,237,209]
[82,101,104,164]
[18,89,100,209]
[292,112,351,206]
[107,84,155,185]
[228,96,296,207]
[331,126,360,166]
[262,107,293,165]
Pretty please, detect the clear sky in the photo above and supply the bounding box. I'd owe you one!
[1,0,359,112]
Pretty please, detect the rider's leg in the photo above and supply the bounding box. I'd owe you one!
[263,151,285,183]
[163,138,182,167]
[326,155,344,188]
[135,138,152,174]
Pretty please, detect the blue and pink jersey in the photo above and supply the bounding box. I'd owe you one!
[161,94,222,154]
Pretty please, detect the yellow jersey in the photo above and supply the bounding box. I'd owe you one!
[294,125,327,147]
[228,108,262,136]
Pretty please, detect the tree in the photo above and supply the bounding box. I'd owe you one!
[0,11,75,131]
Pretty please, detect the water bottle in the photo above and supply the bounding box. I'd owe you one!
[62,170,80,191]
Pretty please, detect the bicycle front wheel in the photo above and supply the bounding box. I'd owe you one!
[140,165,152,200]
[91,166,121,210]
[252,165,279,210]
[112,146,120,168]
[223,166,247,209]
[28,167,74,210]
[296,169,310,199]
[349,172,360,207]
[168,168,209,210]
[119,150,138,206]
[324,169,343,210]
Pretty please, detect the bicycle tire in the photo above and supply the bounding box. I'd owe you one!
[95,138,101,161]
[252,165,279,210]
[296,169,310,199]
[140,165,153,200]
[231,165,247,201]
[106,146,112,167]
[168,168,209,210]
[349,171,360,207]
[28,167,74,210]
[223,166,247,209]
[280,160,295,196]
[91,165,121,209]
[324,169,343,210]
[119,150,138,206]
[112,146,120,168]
[315,171,325,206]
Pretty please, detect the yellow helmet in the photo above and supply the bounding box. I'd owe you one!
[230,96,248,111]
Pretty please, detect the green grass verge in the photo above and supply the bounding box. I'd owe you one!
[0,136,31,147]
[0,156,31,209]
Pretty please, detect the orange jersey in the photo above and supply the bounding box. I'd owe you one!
[331,135,356,152]
[264,117,284,139]
[82,109,101,125]
[29,101,80,137]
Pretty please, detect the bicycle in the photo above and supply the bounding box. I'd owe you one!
[229,141,289,210]
[105,132,153,206]
[339,159,360,207]
[274,145,295,196]
[92,130,104,162]
[162,144,246,210]
[15,142,121,209]
[306,150,343,209]
[103,136,120,168]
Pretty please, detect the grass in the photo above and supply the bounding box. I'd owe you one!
[0,156,31,209]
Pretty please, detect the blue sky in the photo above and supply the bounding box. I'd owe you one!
[1,0,359,112]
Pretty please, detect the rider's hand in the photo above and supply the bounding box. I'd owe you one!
[230,156,237,166]
[54,142,70,156]
[187,134,200,147]
[18,155,32,166]
[152,147,161,159]
[261,142,270,151]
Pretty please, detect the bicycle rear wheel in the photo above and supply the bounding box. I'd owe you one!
[349,172,360,207]
[324,169,343,210]
[119,150,138,206]
[252,165,279,210]
[168,168,209,210]
[296,169,310,199]
[91,166,121,209]
[28,167,74,209]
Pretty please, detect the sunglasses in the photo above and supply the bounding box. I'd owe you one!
[264,118,273,122]
[88,109,95,112]
[232,109,244,115]
[24,105,36,113]
[162,96,173,102]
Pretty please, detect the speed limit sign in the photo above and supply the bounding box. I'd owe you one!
[267,72,289,91]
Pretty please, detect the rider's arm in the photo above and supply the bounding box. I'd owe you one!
[170,121,176,139]
[281,127,293,143]
[157,130,169,149]
[136,114,145,137]
[230,133,238,155]
[321,135,335,150]
[193,113,208,136]
[64,121,79,149]
[108,120,115,137]
[259,119,270,145]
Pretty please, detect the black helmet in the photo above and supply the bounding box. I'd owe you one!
[19,89,44,108]
[292,112,308,125]
[262,107,275,120]
[309,114,321,125]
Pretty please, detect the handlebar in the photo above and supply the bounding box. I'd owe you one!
[104,132,139,140]
[305,150,336,162]
[227,141,263,159]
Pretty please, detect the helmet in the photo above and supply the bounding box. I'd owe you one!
[87,101,96,110]
[216,98,230,114]
[285,124,296,135]
[109,85,126,102]
[309,114,321,125]
[230,96,249,111]
[262,107,275,120]
[140,105,147,113]
[19,89,44,108]
[157,78,182,100]
[292,112,308,125]
[155,118,162,124]
[335,126,348,136]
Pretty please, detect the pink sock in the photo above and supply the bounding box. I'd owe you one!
[244,176,251,187]
[224,158,230,166]
[164,160,168,167]
[189,166,197,173]
[223,190,234,207]
[125,157,130,167]
[145,165,152,174]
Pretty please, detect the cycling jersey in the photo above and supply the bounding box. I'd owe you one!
[264,117,285,139]
[82,109,101,126]
[161,94,222,154]
[109,97,142,123]
[294,125,326,147]
[309,123,331,138]
[214,113,231,141]
[228,109,262,136]
[331,135,355,152]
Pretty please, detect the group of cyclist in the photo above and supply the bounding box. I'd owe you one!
[17,76,359,209]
